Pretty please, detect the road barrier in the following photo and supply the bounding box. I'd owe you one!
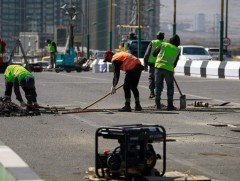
[175,60,240,80]
[92,58,240,80]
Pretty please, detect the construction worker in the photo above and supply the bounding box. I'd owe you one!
[46,39,57,68]
[103,50,144,112]
[144,31,165,99]
[3,64,39,108]
[153,34,181,111]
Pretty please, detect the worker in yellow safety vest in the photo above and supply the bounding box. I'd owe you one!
[103,51,144,112]
[153,34,181,111]
[46,39,57,68]
[144,32,165,99]
[4,65,39,108]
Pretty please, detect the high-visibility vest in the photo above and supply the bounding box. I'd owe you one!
[4,65,34,84]
[155,42,180,72]
[48,41,56,53]
[148,39,163,64]
[112,52,141,71]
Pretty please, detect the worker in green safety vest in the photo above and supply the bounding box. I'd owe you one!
[144,32,165,99]
[46,39,57,69]
[3,64,39,108]
[153,34,181,111]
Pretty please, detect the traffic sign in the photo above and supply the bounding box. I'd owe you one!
[223,37,231,46]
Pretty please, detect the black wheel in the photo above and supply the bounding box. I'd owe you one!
[76,67,82,72]
[65,68,71,73]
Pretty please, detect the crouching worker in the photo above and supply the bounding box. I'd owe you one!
[103,50,144,112]
[3,64,39,109]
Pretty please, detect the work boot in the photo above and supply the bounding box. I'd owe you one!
[167,100,177,111]
[118,102,131,112]
[149,90,155,99]
[155,99,161,110]
[134,102,142,111]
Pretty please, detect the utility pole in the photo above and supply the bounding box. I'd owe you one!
[87,0,90,59]
[225,0,228,50]
[137,0,141,58]
[173,0,176,36]
[109,0,113,51]
[219,0,224,61]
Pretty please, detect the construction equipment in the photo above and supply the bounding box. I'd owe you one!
[173,77,186,109]
[95,124,166,180]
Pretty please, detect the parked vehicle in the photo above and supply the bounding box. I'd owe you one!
[205,47,232,61]
[37,61,50,70]
[28,62,43,72]
[125,40,151,58]
[178,45,212,61]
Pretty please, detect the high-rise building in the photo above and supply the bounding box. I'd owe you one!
[0,0,160,54]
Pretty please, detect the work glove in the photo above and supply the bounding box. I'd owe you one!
[111,86,116,95]
[20,101,27,107]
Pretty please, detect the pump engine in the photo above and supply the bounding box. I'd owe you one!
[95,124,166,180]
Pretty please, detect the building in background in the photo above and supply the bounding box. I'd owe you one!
[0,0,160,55]
[194,13,206,32]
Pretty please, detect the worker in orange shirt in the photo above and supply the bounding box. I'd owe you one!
[103,50,144,112]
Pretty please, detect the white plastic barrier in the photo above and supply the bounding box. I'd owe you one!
[91,58,240,80]
[175,60,240,80]
[224,61,240,80]
[92,59,107,73]
[206,61,221,78]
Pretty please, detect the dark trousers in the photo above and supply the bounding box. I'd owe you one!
[124,64,143,101]
[148,63,155,92]
[50,52,56,68]
[4,81,13,100]
[155,68,174,100]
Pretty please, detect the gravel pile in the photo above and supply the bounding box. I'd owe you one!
[0,97,32,117]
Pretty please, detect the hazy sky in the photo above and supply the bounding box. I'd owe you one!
[160,0,239,22]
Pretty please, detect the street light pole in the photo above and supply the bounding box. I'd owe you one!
[79,8,85,56]
[225,0,228,49]
[109,0,113,51]
[86,0,90,59]
[173,0,176,36]
[219,0,224,61]
[137,0,141,58]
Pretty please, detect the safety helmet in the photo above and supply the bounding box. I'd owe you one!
[156,31,165,40]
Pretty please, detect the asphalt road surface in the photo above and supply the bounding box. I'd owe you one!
[0,71,240,181]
